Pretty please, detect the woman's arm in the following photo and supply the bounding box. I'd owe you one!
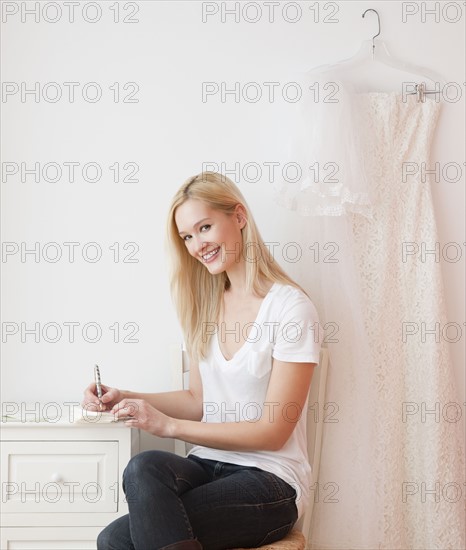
[83,359,204,422]
[113,358,315,452]
[121,389,202,422]
[121,359,204,421]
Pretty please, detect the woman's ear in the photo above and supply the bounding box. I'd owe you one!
[235,204,247,228]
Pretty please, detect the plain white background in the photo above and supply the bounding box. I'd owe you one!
[2,1,465,450]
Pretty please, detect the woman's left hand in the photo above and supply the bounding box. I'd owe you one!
[111,398,175,437]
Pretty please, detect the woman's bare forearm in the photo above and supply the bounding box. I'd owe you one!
[169,417,283,452]
[120,389,203,421]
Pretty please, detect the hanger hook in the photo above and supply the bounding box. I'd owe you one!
[362,8,381,58]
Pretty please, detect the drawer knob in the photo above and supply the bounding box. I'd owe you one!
[50,472,63,483]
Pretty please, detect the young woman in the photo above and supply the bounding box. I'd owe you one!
[83,171,322,550]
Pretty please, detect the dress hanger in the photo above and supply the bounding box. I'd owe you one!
[305,9,447,98]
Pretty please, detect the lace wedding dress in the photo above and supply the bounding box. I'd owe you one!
[273,70,466,549]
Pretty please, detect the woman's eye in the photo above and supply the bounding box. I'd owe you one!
[182,225,210,242]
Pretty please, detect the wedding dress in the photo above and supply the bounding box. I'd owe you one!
[273,68,466,549]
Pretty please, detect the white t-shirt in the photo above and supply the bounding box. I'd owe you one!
[184,281,322,520]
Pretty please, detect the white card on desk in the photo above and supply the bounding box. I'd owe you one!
[73,408,133,424]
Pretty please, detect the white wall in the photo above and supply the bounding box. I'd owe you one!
[2,1,464,449]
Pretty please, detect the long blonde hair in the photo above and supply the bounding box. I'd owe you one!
[165,171,309,363]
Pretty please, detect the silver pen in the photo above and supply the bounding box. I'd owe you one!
[94,364,103,411]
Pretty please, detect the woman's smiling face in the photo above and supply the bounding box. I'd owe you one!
[175,199,246,274]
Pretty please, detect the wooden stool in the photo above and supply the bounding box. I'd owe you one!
[230,528,305,550]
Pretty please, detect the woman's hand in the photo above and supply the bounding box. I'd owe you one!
[111,398,175,437]
[82,382,122,412]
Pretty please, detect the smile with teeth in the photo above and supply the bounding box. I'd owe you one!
[202,246,220,262]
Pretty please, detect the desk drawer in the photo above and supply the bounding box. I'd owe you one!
[1,526,102,549]
[1,441,118,513]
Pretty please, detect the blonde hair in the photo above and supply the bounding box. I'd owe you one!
[165,171,310,363]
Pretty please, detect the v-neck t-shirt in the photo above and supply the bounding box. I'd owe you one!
[184,282,322,520]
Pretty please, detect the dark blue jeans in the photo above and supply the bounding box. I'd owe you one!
[97,450,298,550]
